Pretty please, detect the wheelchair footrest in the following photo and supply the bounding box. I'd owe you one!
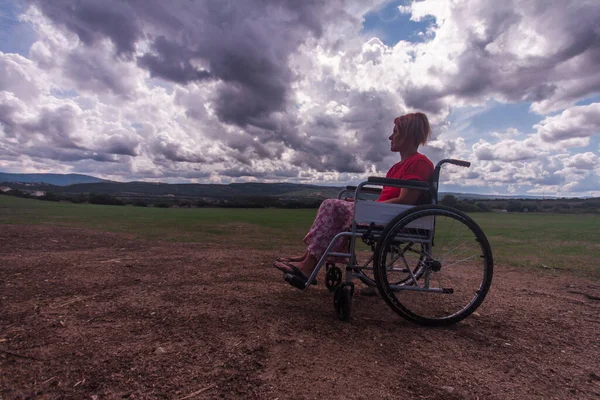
[284,273,308,290]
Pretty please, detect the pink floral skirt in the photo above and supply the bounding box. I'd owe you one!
[303,199,355,261]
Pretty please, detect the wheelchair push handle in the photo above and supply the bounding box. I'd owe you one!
[440,159,470,168]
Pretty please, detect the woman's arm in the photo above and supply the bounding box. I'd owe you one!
[380,188,422,205]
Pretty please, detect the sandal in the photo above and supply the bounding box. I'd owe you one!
[273,261,317,285]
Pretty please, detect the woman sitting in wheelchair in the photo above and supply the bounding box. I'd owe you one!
[274,112,434,286]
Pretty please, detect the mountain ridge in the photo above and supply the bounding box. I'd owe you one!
[0,172,560,200]
[0,172,112,186]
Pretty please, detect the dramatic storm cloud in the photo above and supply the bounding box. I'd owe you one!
[30,0,337,124]
[0,0,599,196]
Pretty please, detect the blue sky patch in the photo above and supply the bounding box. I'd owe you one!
[0,0,36,56]
[361,1,435,46]
[50,88,79,99]
[576,94,600,106]
[469,102,540,135]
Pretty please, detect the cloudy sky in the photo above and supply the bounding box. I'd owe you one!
[0,0,599,196]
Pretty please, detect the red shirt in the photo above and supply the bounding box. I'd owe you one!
[377,153,434,203]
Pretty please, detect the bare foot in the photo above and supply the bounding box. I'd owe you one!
[273,254,317,278]
[288,254,317,277]
[277,251,308,263]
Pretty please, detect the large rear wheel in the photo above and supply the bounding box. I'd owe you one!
[374,205,493,326]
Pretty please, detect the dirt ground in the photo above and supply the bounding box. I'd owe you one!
[1,224,599,400]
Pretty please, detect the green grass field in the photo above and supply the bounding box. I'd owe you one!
[1,195,598,277]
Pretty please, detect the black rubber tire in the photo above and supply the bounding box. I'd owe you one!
[373,204,493,326]
[333,284,353,321]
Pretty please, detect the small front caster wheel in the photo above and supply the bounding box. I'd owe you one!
[333,283,354,321]
[325,264,343,292]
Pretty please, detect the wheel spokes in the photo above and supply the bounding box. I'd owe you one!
[375,208,493,326]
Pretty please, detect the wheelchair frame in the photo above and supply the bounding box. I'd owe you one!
[282,159,494,326]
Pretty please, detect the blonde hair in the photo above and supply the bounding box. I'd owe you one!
[394,112,431,147]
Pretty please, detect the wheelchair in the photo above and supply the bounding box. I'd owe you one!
[283,159,494,326]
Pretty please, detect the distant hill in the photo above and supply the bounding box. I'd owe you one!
[0,172,112,186]
[0,172,558,200]
[57,181,343,199]
[1,180,343,200]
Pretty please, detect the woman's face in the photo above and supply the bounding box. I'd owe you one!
[389,125,405,152]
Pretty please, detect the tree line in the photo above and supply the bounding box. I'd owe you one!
[439,194,600,214]
[2,188,599,213]
[0,190,322,209]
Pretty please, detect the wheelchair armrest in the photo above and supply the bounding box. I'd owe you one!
[366,177,430,190]
[346,185,382,194]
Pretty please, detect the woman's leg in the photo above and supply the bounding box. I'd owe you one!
[304,199,355,261]
[275,199,354,277]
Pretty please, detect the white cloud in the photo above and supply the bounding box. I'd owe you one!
[0,53,49,100]
[535,103,600,142]
[0,0,599,196]
[564,152,598,170]
[398,5,412,15]
[384,0,600,114]
[472,139,539,162]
